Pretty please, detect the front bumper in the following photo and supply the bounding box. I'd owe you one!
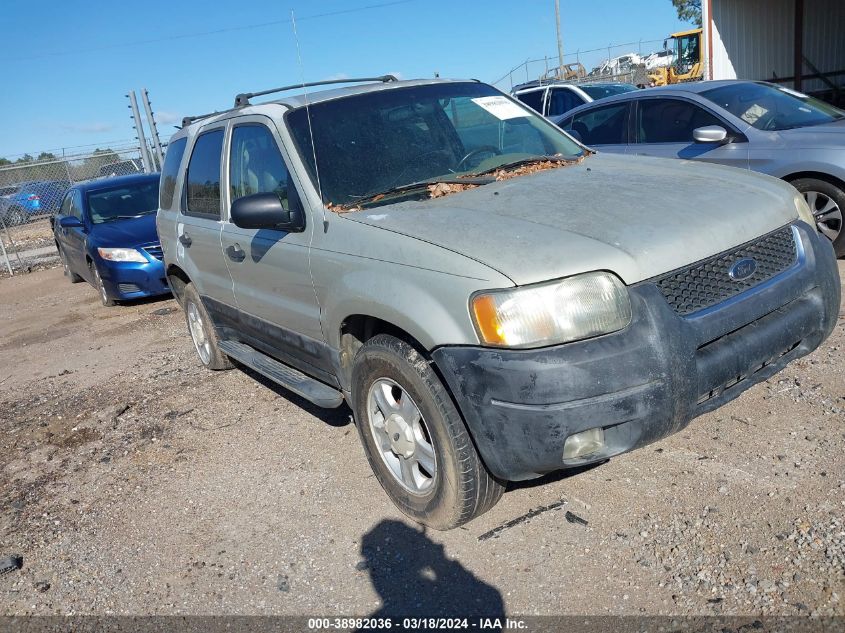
[98,256,170,301]
[432,224,841,481]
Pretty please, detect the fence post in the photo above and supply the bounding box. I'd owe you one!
[0,223,13,276]
[127,90,153,174]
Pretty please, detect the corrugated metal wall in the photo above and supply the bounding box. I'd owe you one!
[709,0,845,91]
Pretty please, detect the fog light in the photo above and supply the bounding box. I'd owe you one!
[563,427,605,460]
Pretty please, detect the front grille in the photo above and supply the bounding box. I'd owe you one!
[653,226,797,316]
[143,244,163,260]
[118,283,141,294]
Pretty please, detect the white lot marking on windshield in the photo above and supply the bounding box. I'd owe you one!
[367,214,388,220]
[471,96,530,121]
[741,104,768,125]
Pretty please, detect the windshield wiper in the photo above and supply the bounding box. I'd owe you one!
[101,212,155,222]
[338,176,495,210]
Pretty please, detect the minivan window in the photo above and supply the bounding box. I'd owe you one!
[230,124,292,209]
[160,137,188,210]
[185,129,224,217]
[566,103,629,145]
[581,84,638,100]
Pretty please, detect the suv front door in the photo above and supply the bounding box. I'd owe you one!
[221,117,330,381]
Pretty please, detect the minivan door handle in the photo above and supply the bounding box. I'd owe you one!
[226,244,246,262]
[178,233,192,247]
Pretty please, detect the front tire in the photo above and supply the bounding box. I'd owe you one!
[790,177,845,257]
[182,283,233,370]
[91,263,116,307]
[351,334,504,530]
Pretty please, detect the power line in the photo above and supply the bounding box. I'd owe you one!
[7,0,418,62]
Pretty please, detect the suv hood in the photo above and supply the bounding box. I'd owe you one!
[346,153,799,286]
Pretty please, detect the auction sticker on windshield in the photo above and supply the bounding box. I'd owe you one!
[471,96,529,120]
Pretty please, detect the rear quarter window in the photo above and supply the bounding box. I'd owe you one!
[184,130,224,218]
[159,137,188,210]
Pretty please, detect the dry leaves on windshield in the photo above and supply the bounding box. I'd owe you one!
[427,182,479,198]
[491,156,585,181]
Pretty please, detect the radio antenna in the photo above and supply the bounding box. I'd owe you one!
[291,10,328,230]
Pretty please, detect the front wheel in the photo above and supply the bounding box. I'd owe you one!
[791,177,845,257]
[351,334,504,530]
[91,263,116,307]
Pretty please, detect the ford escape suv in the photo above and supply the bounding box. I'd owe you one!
[158,76,840,530]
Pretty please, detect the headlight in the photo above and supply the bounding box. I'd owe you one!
[471,271,632,348]
[97,247,147,263]
[794,193,816,229]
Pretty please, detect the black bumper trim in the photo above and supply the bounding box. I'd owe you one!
[432,224,840,481]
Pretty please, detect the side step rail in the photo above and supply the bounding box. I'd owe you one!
[219,340,344,408]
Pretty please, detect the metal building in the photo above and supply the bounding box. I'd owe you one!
[702,0,845,102]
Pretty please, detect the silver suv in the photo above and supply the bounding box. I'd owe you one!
[157,76,840,529]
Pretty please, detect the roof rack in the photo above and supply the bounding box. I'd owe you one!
[233,75,398,107]
[180,110,227,129]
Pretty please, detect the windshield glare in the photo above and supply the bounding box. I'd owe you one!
[286,82,584,206]
[87,181,159,224]
[581,84,638,100]
[701,82,845,131]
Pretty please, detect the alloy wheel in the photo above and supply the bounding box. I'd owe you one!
[186,300,212,365]
[366,377,437,495]
[803,190,842,243]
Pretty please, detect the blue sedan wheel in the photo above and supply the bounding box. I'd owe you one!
[91,264,116,307]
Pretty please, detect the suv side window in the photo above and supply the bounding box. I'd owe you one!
[160,137,188,210]
[567,103,629,145]
[230,124,292,209]
[184,129,224,218]
[546,88,585,118]
[514,89,545,114]
[637,99,723,143]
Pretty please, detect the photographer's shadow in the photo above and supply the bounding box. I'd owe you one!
[358,520,504,631]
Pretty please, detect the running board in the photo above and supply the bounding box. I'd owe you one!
[219,340,344,408]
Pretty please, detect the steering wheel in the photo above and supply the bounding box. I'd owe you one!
[455,146,501,172]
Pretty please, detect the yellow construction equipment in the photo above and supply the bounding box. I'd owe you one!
[649,28,704,86]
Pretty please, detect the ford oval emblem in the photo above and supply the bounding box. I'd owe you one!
[729,258,757,281]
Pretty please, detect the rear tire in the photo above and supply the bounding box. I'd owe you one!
[182,283,233,370]
[790,177,845,257]
[351,334,504,530]
[60,247,83,283]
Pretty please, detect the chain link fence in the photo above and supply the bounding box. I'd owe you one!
[0,143,158,277]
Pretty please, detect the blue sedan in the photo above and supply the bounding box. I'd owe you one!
[53,173,170,306]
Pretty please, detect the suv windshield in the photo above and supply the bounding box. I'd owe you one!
[581,84,638,100]
[287,82,584,207]
[86,180,159,224]
[702,82,845,131]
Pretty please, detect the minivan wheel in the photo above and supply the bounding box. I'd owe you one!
[790,178,845,257]
[91,263,116,307]
[60,247,83,283]
[182,283,233,370]
[351,334,504,530]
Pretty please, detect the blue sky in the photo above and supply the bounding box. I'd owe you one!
[0,0,691,159]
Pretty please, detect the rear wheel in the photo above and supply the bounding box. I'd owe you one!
[790,178,845,257]
[60,247,83,283]
[182,283,233,370]
[351,334,504,530]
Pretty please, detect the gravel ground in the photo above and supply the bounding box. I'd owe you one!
[0,264,843,617]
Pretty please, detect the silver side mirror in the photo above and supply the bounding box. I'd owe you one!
[693,125,728,143]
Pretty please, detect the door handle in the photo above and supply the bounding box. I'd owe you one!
[178,233,192,247]
[226,244,246,262]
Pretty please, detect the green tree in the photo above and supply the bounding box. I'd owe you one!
[15,153,34,164]
[36,152,57,162]
[671,0,702,27]
[0,158,11,167]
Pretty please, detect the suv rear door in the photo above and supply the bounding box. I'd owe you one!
[221,117,331,380]
[177,125,237,315]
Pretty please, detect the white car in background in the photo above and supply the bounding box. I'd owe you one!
[511,81,639,119]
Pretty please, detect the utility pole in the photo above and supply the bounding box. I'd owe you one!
[555,0,565,76]
[140,88,165,169]
[127,90,153,173]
